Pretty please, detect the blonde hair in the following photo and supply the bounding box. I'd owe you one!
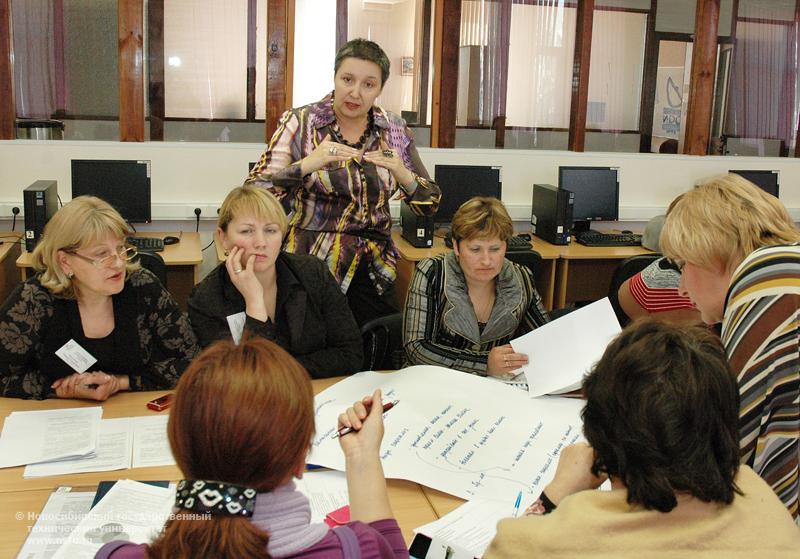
[660,173,800,271]
[218,186,288,235]
[32,196,136,298]
[451,197,514,243]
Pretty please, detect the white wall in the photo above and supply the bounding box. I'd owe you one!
[2,140,800,223]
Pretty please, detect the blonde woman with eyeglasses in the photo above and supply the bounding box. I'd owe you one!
[0,196,199,400]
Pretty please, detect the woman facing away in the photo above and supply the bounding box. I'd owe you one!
[188,186,362,378]
[403,197,549,377]
[0,196,198,399]
[660,173,800,519]
[485,320,800,558]
[246,38,440,327]
[96,336,407,559]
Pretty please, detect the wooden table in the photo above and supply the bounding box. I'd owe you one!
[16,232,203,310]
[0,232,22,305]
[393,230,561,311]
[0,378,438,554]
[554,242,652,309]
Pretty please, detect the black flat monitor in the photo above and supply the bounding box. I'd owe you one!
[71,160,152,223]
[729,169,779,198]
[558,166,619,232]
[434,165,502,225]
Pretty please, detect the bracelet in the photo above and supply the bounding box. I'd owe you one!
[401,173,420,196]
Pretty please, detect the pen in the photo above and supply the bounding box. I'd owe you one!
[512,491,522,517]
[332,400,399,439]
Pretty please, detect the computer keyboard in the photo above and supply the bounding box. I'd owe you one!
[127,236,164,252]
[443,232,532,251]
[575,230,642,247]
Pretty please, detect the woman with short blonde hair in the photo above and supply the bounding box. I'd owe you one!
[189,186,362,378]
[0,196,199,400]
[660,173,800,519]
[404,197,549,376]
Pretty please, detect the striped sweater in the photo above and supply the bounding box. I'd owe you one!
[721,244,800,518]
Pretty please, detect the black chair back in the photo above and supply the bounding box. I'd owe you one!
[608,254,662,326]
[360,312,404,371]
[505,249,543,285]
[135,251,168,287]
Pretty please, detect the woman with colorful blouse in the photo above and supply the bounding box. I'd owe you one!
[247,38,440,326]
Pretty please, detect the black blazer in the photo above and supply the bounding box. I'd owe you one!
[188,251,363,378]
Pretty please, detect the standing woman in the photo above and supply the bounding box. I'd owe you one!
[247,38,440,326]
[660,173,800,519]
[0,196,199,400]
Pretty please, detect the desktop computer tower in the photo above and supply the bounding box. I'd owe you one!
[24,180,58,252]
[531,183,573,245]
[400,201,434,248]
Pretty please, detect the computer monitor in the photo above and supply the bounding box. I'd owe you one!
[434,165,502,224]
[558,166,619,232]
[729,169,779,198]
[71,160,152,223]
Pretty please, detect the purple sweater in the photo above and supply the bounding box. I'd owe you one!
[95,519,406,559]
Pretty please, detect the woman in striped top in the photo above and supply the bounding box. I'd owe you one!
[660,173,800,519]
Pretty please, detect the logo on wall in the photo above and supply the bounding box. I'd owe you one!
[661,76,683,137]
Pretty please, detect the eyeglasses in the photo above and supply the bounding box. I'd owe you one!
[66,246,138,269]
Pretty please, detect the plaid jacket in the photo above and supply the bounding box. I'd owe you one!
[403,252,549,375]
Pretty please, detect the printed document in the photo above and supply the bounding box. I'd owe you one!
[295,470,350,523]
[132,415,175,467]
[0,407,102,468]
[51,479,174,559]
[24,418,133,478]
[16,487,94,559]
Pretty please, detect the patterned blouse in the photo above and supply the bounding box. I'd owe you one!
[0,268,200,399]
[403,252,550,375]
[246,93,440,295]
[722,244,800,518]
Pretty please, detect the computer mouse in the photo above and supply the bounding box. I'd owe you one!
[163,236,180,245]
[621,230,633,235]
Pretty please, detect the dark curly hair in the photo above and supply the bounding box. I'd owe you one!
[582,319,742,512]
[334,38,390,85]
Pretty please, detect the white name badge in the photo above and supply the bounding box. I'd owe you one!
[226,312,246,345]
[55,339,98,373]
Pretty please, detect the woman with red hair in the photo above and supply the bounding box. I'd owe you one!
[96,336,405,559]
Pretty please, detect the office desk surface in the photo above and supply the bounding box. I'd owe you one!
[0,378,438,549]
[0,232,22,305]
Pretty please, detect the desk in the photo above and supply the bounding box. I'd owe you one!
[555,243,652,309]
[16,232,203,310]
[0,378,437,552]
[0,232,22,304]
[393,231,561,311]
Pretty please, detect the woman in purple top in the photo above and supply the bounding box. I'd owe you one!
[95,336,407,559]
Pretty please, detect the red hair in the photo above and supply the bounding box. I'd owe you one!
[147,336,315,559]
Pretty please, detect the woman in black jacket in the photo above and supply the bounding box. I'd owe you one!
[188,186,363,378]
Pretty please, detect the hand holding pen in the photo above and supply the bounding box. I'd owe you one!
[335,389,391,454]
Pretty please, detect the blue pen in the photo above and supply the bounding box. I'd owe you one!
[512,491,522,517]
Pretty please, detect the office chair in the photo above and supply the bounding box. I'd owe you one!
[608,254,661,327]
[361,312,404,371]
[505,249,543,285]
[135,251,168,287]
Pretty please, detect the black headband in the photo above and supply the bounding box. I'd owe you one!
[175,479,257,518]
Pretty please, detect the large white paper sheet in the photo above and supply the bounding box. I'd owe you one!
[24,418,133,478]
[308,366,584,501]
[52,480,174,559]
[0,407,102,468]
[16,487,95,559]
[510,298,621,397]
[132,415,175,468]
[295,470,350,524]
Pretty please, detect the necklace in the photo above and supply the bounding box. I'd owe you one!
[472,290,496,323]
[331,102,374,149]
